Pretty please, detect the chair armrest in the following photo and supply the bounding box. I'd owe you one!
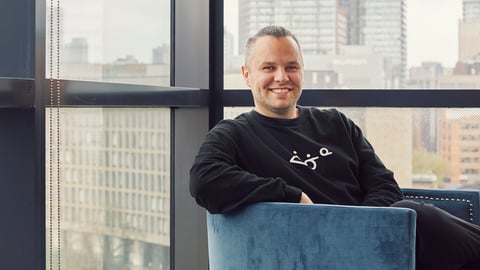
[402,188,480,225]
[207,203,416,270]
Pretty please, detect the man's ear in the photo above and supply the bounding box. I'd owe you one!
[241,65,250,87]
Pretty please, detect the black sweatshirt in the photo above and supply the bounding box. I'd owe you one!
[190,107,403,214]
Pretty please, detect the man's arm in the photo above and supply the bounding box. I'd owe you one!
[189,125,303,213]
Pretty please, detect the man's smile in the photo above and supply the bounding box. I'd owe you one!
[269,88,292,93]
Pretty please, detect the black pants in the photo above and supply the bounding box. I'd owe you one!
[391,200,480,270]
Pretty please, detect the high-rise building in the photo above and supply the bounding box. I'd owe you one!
[412,107,441,154]
[463,0,480,22]
[338,0,360,44]
[440,109,480,187]
[407,63,443,154]
[64,38,88,64]
[356,0,407,88]
[152,44,170,65]
[238,0,348,55]
[459,17,480,62]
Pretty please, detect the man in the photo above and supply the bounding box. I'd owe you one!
[190,25,480,269]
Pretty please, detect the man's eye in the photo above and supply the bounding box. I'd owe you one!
[286,66,298,71]
[263,66,274,71]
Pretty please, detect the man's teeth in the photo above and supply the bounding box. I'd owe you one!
[271,88,289,93]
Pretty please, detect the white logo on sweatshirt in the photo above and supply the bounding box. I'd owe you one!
[289,147,333,170]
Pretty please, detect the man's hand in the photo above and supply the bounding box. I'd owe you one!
[299,192,314,204]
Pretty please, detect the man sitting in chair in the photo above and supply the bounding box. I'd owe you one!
[190,25,480,270]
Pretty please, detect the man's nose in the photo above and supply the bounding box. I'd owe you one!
[274,68,289,82]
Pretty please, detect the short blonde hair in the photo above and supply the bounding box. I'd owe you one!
[244,25,303,68]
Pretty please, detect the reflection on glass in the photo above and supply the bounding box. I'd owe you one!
[46,108,171,270]
[224,0,480,90]
[225,106,480,191]
[46,0,170,86]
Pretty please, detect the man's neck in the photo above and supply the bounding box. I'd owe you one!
[254,107,299,119]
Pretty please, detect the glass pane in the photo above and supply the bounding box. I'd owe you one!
[225,106,480,191]
[46,0,170,86]
[46,108,171,269]
[225,0,480,90]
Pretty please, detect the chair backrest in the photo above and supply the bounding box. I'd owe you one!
[402,188,480,226]
[207,202,416,270]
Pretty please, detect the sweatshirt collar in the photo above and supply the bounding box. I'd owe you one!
[249,106,307,127]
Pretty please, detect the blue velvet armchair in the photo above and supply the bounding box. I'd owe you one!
[206,188,480,270]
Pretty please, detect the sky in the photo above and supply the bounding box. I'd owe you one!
[407,0,463,67]
[224,0,464,68]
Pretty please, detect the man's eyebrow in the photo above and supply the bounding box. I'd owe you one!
[260,61,300,65]
[286,61,301,65]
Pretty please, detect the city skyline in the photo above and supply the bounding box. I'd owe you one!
[57,0,464,69]
[225,0,463,68]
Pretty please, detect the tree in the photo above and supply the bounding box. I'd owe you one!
[412,150,451,187]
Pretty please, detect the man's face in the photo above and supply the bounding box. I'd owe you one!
[242,36,304,119]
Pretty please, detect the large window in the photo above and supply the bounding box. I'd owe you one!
[224,0,480,191]
[225,0,480,90]
[45,1,173,269]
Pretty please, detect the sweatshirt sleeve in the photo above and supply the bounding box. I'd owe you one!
[189,122,302,214]
[340,113,404,206]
